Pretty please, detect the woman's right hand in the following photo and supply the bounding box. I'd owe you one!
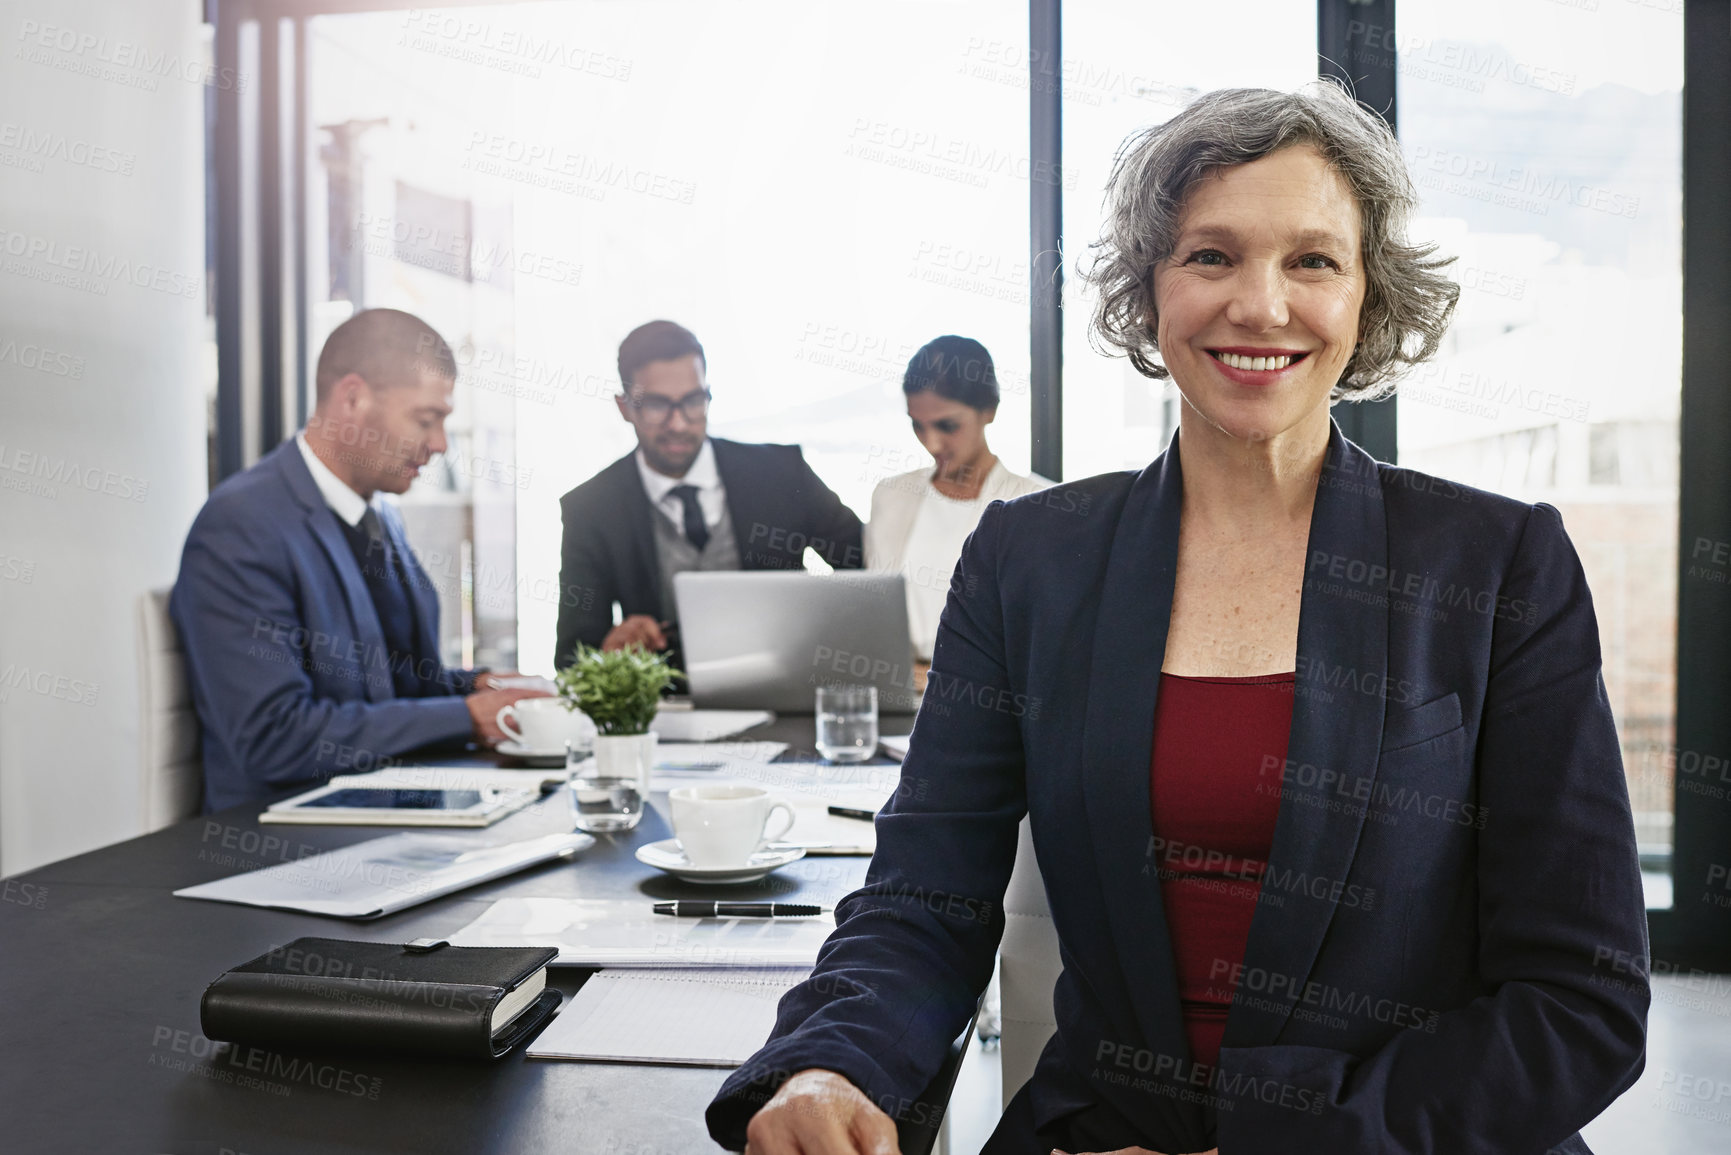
[744,1068,901,1155]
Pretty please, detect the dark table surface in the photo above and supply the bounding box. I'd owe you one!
[0,714,945,1155]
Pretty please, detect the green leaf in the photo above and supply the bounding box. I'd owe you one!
[554,644,682,736]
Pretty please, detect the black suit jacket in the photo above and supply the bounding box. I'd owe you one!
[707,422,1648,1154]
[554,437,864,671]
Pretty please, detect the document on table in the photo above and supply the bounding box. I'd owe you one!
[529,967,810,1067]
[642,741,791,791]
[447,897,836,966]
[781,792,883,855]
[173,832,593,919]
[649,709,775,742]
[879,734,912,761]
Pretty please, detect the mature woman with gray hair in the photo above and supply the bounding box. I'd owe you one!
[709,81,1647,1155]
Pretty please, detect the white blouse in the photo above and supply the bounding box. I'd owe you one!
[865,461,1053,661]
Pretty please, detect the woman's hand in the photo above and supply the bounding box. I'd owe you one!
[744,1068,900,1155]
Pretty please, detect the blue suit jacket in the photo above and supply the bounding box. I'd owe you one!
[708,423,1649,1154]
[171,440,477,812]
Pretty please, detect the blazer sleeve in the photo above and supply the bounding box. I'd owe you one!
[172,508,473,794]
[791,447,865,570]
[1215,502,1650,1153]
[554,491,615,670]
[705,500,1027,1149]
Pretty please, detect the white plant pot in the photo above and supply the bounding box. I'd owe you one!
[591,732,657,784]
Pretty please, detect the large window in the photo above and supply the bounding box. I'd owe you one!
[304,0,1029,674]
[1394,0,1683,902]
[1060,0,1316,479]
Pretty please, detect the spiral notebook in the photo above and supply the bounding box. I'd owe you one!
[527,967,810,1067]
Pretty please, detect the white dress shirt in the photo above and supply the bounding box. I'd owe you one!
[295,431,372,527]
[635,438,728,529]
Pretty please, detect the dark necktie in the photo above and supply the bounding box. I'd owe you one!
[669,484,710,552]
[354,507,425,698]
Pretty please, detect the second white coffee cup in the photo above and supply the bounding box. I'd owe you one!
[496,698,596,752]
[669,785,796,868]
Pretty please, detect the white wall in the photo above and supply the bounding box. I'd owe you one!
[0,0,208,874]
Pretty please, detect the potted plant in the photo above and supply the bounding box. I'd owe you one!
[555,644,680,787]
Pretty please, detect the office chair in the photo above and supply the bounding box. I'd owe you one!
[136,587,201,830]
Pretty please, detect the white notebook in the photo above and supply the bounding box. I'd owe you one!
[448,897,837,966]
[529,967,810,1067]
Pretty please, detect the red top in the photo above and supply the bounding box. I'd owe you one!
[1149,671,1294,1070]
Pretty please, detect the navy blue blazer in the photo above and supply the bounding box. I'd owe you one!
[171,440,477,812]
[708,423,1648,1154]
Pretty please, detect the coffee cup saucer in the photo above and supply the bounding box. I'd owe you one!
[497,739,584,767]
[634,838,805,884]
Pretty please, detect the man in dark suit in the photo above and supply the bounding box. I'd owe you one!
[172,309,547,811]
[554,320,864,672]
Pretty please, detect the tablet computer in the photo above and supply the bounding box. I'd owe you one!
[260,782,541,827]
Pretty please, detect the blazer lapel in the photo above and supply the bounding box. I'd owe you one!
[1078,438,1192,1070]
[609,452,662,613]
[1223,422,1391,1048]
[711,439,760,570]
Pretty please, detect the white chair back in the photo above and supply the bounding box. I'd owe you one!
[136,588,201,830]
[999,817,1062,1102]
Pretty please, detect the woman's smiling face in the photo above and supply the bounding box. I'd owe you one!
[1151,144,1367,445]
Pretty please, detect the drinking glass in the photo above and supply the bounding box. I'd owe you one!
[816,685,878,763]
[566,734,653,833]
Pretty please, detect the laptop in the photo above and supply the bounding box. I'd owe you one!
[672,571,920,714]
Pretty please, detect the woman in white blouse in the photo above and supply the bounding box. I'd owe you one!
[866,335,1052,661]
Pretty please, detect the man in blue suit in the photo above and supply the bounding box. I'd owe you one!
[172,308,547,812]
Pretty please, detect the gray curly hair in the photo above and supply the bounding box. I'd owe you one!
[1080,80,1459,400]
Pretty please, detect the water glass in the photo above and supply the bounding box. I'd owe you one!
[566,733,653,833]
[816,684,878,763]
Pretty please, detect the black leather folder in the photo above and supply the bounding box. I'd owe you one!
[201,937,560,1060]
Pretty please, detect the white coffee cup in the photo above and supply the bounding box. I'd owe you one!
[496,698,596,752]
[669,785,797,868]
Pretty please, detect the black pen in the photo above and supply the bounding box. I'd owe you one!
[653,901,828,918]
[827,805,876,821]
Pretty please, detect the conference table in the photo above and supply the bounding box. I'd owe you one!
[0,714,969,1155]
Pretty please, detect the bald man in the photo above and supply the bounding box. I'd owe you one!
[171,308,547,811]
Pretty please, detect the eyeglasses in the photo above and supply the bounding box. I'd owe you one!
[627,388,711,423]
